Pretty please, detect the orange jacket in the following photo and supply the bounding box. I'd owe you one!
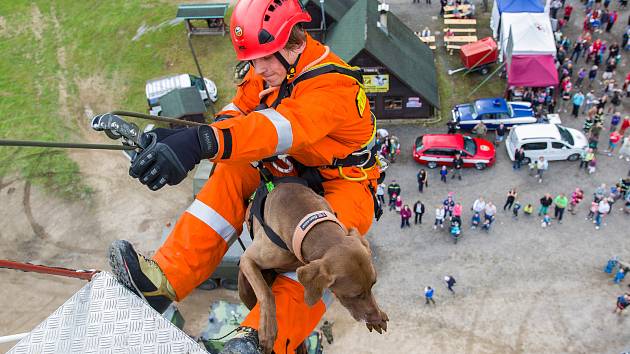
[211,35,376,180]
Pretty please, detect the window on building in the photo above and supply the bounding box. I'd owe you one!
[384,97,403,110]
[368,96,376,112]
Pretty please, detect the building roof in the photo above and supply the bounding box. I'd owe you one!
[160,87,207,119]
[474,98,508,115]
[176,3,228,19]
[302,0,355,22]
[325,0,439,108]
[497,0,544,13]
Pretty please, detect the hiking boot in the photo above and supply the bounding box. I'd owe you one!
[108,240,176,313]
[220,327,261,354]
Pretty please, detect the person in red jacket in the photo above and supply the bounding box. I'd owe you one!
[564,4,573,21]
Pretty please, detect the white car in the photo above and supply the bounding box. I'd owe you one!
[146,74,218,116]
[506,123,588,163]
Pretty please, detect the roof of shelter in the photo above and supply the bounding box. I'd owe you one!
[176,3,228,19]
[497,0,544,13]
[160,87,207,118]
[301,0,355,22]
[325,0,439,108]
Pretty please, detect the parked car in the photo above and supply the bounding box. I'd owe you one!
[452,97,535,130]
[146,73,218,116]
[505,123,588,163]
[413,134,496,170]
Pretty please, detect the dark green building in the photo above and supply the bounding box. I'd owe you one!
[303,0,439,119]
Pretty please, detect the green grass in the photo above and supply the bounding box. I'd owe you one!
[435,11,505,122]
[0,1,237,199]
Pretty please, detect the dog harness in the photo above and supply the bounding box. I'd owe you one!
[292,210,346,264]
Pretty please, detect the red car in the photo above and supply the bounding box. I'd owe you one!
[413,134,496,170]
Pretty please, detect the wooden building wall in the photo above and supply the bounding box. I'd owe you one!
[351,50,433,119]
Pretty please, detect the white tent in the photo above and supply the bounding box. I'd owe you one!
[499,12,556,61]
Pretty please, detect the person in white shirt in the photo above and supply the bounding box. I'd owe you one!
[376,182,386,206]
[472,197,486,214]
[434,206,446,229]
[484,202,497,223]
[595,198,610,230]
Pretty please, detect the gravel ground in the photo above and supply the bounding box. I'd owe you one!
[323,2,630,353]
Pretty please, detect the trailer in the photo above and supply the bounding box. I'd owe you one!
[449,37,498,75]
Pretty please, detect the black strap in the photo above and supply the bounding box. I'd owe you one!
[248,177,309,250]
[330,144,378,168]
[270,64,364,109]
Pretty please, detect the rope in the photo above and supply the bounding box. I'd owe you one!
[110,110,206,127]
[0,139,136,150]
[0,260,99,281]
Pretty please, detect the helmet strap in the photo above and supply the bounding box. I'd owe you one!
[274,51,301,80]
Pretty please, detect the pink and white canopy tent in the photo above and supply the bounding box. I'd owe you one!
[499,12,556,60]
[507,55,558,87]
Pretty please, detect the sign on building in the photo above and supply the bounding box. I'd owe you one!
[363,74,390,93]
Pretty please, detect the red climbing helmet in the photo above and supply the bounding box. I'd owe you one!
[230,0,312,61]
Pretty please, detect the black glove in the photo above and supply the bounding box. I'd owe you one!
[129,126,218,191]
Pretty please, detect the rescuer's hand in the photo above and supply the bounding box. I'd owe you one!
[129,126,217,190]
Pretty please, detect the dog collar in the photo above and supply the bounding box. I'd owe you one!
[293,210,346,264]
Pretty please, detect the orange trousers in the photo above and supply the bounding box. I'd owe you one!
[154,161,375,353]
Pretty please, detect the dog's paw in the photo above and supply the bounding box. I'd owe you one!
[365,311,389,334]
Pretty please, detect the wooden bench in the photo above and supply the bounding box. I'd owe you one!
[414,33,437,50]
[444,13,474,19]
[443,27,476,33]
[444,35,478,43]
[443,4,471,12]
[444,18,477,25]
[446,44,462,55]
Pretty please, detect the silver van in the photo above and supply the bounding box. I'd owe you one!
[506,123,588,163]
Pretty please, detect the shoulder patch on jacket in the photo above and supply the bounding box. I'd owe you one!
[356,86,367,117]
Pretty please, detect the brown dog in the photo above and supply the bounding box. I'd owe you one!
[238,182,388,354]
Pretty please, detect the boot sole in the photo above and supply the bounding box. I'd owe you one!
[108,240,142,297]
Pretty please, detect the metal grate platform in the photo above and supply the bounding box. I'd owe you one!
[8,272,207,354]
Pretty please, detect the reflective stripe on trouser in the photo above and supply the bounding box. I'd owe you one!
[155,161,375,349]
[154,162,260,299]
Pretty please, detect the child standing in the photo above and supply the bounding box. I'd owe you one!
[512,201,522,218]
[395,195,403,213]
[400,205,412,228]
[607,130,622,156]
[568,188,584,214]
[541,214,552,228]
[434,206,445,230]
[471,212,481,229]
[588,157,597,174]
[440,165,448,183]
[523,203,533,216]
[586,200,598,220]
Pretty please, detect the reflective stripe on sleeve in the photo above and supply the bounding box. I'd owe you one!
[258,108,293,154]
[221,102,242,113]
[186,199,237,243]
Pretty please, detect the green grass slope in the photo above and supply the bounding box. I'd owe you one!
[0,1,237,199]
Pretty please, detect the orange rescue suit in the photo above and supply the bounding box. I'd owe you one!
[154,34,378,354]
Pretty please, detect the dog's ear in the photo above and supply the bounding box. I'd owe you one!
[347,227,370,253]
[297,259,334,306]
